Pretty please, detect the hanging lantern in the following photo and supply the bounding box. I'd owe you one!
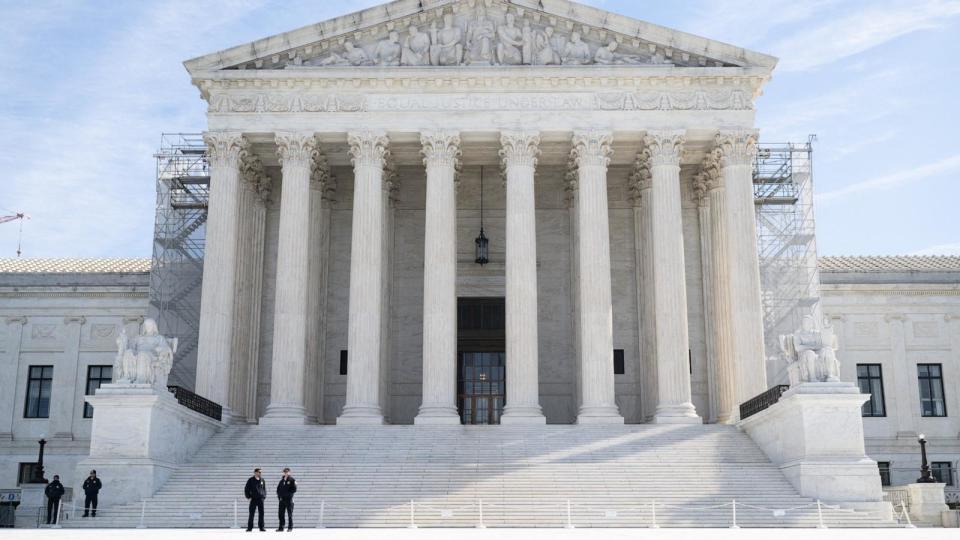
[475,165,489,266]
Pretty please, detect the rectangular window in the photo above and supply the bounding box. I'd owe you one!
[24,365,53,418]
[932,462,954,486]
[917,364,947,417]
[613,349,625,375]
[857,364,886,417]
[17,463,43,485]
[876,461,891,487]
[339,350,348,376]
[84,365,113,418]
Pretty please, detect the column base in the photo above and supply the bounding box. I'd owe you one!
[576,405,624,424]
[260,404,308,425]
[415,405,460,425]
[501,405,546,425]
[653,403,702,424]
[337,405,385,425]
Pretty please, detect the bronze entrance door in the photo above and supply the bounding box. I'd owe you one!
[457,298,505,425]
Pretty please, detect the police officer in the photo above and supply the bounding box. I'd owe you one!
[244,467,267,532]
[44,474,65,525]
[276,467,297,532]
[81,470,102,518]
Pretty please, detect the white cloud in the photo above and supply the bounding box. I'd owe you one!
[816,154,960,203]
[770,0,960,72]
[910,243,960,255]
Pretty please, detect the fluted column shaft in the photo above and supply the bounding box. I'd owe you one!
[196,131,245,421]
[262,132,316,424]
[717,130,767,403]
[631,157,658,423]
[708,182,739,423]
[572,131,623,424]
[415,131,461,425]
[698,198,719,423]
[338,131,389,425]
[51,316,84,439]
[646,131,700,424]
[500,131,546,424]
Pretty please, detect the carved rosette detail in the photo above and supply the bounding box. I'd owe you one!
[715,129,758,167]
[628,149,653,205]
[275,132,319,168]
[239,150,272,203]
[499,131,541,169]
[203,131,247,169]
[420,131,462,172]
[642,130,685,169]
[570,130,614,169]
[348,131,390,170]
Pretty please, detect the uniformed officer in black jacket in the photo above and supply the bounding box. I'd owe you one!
[276,467,297,532]
[81,470,102,518]
[244,468,267,532]
[44,474,65,525]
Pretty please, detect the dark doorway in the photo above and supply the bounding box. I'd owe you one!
[457,298,505,425]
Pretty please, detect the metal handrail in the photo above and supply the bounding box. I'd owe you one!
[739,385,790,420]
[167,386,222,421]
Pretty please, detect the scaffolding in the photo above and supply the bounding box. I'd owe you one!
[148,133,209,388]
[754,137,821,384]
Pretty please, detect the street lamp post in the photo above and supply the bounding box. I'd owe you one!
[34,438,47,483]
[917,433,935,483]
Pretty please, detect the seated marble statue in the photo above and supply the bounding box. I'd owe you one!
[401,25,431,66]
[114,318,178,391]
[374,31,402,66]
[778,314,841,385]
[594,41,644,65]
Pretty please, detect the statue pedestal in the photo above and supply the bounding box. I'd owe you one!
[75,384,222,508]
[739,382,891,518]
[904,483,949,525]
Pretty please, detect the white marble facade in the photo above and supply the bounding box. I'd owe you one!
[186,0,775,428]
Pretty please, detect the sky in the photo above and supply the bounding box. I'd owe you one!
[1,0,958,258]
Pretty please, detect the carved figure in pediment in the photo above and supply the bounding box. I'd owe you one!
[465,6,496,65]
[402,25,432,66]
[521,20,534,65]
[534,26,561,65]
[594,41,644,65]
[430,14,464,66]
[496,13,524,65]
[374,31,402,66]
[343,41,373,66]
[563,32,592,65]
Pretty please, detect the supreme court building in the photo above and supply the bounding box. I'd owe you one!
[184,0,775,428]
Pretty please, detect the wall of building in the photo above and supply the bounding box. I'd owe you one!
[0,271,149,492]
[821,271,960,491]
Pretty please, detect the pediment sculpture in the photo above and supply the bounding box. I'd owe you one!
[113,318,178,391]
[286,3,676,69]
[778,313,842,386]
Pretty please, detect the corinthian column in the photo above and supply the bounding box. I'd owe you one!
[645,131,700,424]
[630,155,658,423]
[500,131,546,424]
[695,151,738,424]
[262,132,317,424]
[415,131,461,425]
[196,131,246,422]
[338,131,390,425]
[716,130,766,403]
[572,130,623,424]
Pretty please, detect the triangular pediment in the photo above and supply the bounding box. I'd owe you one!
[184,0,776,74]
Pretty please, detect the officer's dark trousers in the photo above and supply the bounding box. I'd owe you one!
[83,495,97,517]
[278,497,294,530]
[46,498,61,524]
[248,498,265,530]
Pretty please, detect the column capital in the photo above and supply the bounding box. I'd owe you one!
[692,149,722,206]
[310,152,337,204]
[5,316,26,326]
[240,149,272,203]
[500,131,541,169]
[348,130,390,169]
[203,131,247,169]
[571,130,613,169]
[715,129,758,167]
[421,130,462,171]
[642,130,685,168]
[275,132,319,168]
[628,150,653,205]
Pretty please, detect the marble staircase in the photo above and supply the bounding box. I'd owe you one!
[62,424,893,528]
